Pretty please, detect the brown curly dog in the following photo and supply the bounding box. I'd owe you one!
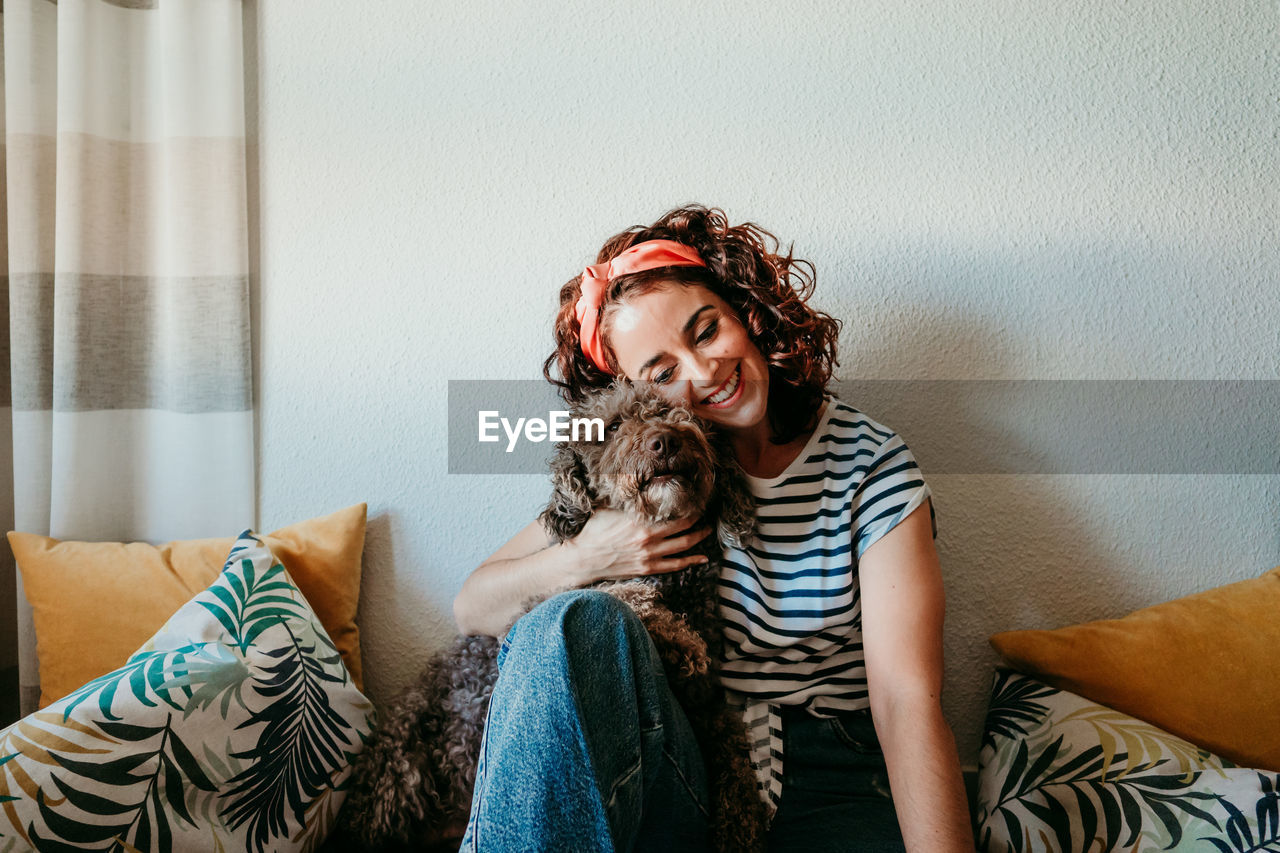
[337,381,769,852]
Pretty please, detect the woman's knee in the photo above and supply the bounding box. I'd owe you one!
[526,588,637,635]
[503,589,647,666]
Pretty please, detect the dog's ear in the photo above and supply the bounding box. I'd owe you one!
[710,436,756,544]
[539,443,594,543]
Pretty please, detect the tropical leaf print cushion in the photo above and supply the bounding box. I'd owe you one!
[0,531,375,853]
[976,669,1280,853]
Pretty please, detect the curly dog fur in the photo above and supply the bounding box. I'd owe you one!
[338,382,769,851]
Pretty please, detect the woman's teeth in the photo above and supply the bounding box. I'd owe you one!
[703,366,740,405]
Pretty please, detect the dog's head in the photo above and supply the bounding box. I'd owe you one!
[539,381,755,545]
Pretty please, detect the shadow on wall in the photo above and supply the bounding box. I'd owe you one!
[835,301,1154,557]
[934,467,1185,764]
[825,305,1257,763]
[358,509,462,706]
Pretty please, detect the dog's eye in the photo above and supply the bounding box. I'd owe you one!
[606,420,621,433]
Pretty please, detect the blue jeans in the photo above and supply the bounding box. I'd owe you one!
[460,589,904,853]
[767,706,905,853]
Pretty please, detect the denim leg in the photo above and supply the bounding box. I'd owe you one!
[767,707,905,853]
[460,589,711,853]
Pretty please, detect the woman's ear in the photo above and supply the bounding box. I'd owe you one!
[711,437,756,544]
[539,444,595,543]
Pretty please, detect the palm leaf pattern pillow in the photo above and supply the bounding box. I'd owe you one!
[0,531,375,853]
[976,669,1280,853]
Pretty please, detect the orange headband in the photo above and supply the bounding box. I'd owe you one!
[575,239,708,374]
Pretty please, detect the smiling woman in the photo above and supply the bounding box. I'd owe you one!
[452,205,976,853]
[544,209,841,452]
[612,283,769,418]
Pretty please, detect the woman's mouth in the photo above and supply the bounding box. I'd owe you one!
[701,364,742,408]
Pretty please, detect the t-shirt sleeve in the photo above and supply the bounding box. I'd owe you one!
[851,431,935,561]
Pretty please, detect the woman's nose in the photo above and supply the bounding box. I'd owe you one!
[682,350,719,385]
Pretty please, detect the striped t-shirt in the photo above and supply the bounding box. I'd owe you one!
[716,396,935,813]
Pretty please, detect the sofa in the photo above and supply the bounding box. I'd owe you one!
[5,504,1277,852]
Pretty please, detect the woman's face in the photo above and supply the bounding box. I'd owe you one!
[606,283,770,433]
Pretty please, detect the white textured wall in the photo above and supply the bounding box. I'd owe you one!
[252,0,1280,767]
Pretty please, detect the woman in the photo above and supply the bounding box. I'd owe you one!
[452,205,974,852]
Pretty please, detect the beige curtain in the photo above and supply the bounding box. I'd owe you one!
[2,0,256,717]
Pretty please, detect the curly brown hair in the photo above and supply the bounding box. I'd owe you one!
[543,204,842,445]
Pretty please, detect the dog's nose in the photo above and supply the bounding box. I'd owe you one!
[648,432,681,457]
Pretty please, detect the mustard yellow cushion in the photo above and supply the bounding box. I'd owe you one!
[989,564,1280,772]
[9,503,367,706]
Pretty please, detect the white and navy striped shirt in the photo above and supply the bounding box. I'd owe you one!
[716,397,935,813]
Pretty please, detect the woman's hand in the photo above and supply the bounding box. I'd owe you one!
[455,513,713,638]
[566,509,713,585]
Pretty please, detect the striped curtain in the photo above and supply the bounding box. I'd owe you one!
[2,0,255,716]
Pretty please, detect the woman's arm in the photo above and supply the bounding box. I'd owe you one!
[453,512,712,638]
[858,500,976,853]
[452,519,573,638]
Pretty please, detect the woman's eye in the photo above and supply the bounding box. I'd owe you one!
[696,320,718,343]
[653,367,674,385]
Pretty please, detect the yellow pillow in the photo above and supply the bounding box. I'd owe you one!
[989,565,1280,772]
[9,503,367,707]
